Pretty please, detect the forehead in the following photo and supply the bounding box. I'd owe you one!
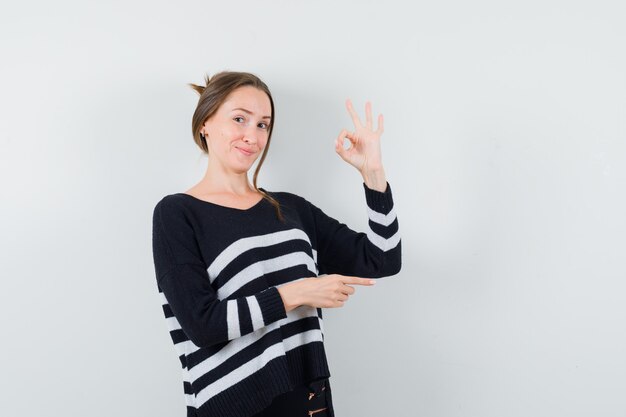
[221,86,271,115]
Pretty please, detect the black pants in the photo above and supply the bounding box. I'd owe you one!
[252,378,334,417]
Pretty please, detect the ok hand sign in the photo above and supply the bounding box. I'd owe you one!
[334,99,385,175]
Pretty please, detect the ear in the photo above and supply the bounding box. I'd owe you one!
[202,119,210,131]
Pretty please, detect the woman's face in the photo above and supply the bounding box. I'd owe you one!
[201,86,272,174]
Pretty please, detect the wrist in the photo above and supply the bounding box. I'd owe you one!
[277,281,303,312]
[361,168,387,192]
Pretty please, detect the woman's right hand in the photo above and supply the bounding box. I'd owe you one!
[277,275,377,312]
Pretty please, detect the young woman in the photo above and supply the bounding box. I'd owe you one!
[152,71,401,417]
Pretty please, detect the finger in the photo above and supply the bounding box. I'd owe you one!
[376,114,384,135]
[365,101,373,130]
[335,129,347,146]
[335,130,358,154]
[345,131,358,147]
[335,129,349,155]
[342,285,356,295]
[343,276,377,285]
[346,98,363,129]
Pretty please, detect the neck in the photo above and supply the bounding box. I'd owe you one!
[196,159,256,196]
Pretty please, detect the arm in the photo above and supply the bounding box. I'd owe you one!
[152,198,287,348]
[308,181,401,278]
[313,99,400,277]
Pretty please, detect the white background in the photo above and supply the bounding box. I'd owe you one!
[1,1,625,416]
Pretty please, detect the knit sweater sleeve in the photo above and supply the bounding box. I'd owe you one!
[151,198,287,348]
[307,181,402,278]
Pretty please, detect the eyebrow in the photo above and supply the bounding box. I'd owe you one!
[231,107,271,120]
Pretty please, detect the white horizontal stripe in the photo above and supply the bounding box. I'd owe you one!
[172,338,192,360]
[217,252,317,299]
[166,316,181,331]
[366,227,401,252]
[174,339,197,356]
[195,329,323,408]
[159,291,168,306]
[246,295,265,331]
[226,300,240,340]
[187,302,318,382]
[283,328,324,352]
[195,343,284,406]
[208,229,312,282]
[173,328,200,361]
[367,205,397,227]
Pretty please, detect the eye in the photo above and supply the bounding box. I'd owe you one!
[258,122,269,129]
[233,116,245,123]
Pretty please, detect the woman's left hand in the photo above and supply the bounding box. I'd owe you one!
[335,99,385,175]
[335,99,383,173]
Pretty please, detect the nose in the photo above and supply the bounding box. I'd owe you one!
[242,125,258,145]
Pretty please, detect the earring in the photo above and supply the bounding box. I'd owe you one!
[200,133,206,140]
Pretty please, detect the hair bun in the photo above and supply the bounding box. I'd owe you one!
[188,83,205,95]
[188,73,213,96]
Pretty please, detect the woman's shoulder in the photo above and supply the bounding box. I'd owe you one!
[154,192,188,208]
[264,188,311,207]
[152,193,195,221]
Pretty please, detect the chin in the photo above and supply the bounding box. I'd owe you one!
[232,164,253,173]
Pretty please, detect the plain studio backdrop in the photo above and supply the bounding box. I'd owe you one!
[1,0,625,416]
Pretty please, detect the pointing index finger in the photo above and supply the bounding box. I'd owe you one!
[343,276,377,285]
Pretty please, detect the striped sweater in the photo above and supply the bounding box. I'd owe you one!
[151,181,402,417]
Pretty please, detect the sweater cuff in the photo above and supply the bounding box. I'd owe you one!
[363,181,394,214]
[256,286,288,324]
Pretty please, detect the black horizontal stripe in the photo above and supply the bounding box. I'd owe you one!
[368,217,399,239]
[186,322,283,370]
[170,329,189,345]
[214,240,314,288]
[162,303,174,318]
[188,315,322,388]
[231,263,313,298]
[280,316,321,339]
[191,326,285,390]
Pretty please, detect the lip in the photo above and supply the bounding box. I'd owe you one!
[236,147,254,156]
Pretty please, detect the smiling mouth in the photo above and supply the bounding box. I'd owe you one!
[237,147,254,156]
